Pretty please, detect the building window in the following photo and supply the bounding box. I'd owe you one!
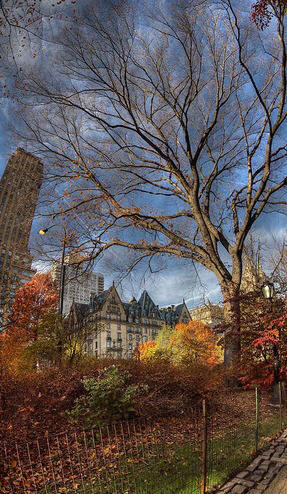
[107,340,111,349]
[128,334,132,341]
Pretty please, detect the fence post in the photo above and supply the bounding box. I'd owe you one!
[201,399,208,494]
[279,382,282,430]
[255,387,259,452]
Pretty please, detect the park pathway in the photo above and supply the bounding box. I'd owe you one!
[215,429,287,493]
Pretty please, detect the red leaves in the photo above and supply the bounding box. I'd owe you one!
[238,291,287,388]
[240,362,276,388]
[251,0,273,30]
[251,0,287,30]
[8,273,58,342]
[252,329,278,348]
[0,274,58,374]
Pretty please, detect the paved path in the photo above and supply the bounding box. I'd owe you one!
[216,429,287,493]
[262,465,287,493]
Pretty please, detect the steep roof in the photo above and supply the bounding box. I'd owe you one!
[138,290,157,316]
[74,302,90,318]
[175,303,184,317]
[86,284,188,327]
[90,287,111,311]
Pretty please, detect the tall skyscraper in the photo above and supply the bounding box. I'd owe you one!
[50,255,104,314]
[0,148,43,328]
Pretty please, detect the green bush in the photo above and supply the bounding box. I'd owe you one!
[67,366,146,426]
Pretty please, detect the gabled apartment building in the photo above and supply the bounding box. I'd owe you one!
[68,282,191,359]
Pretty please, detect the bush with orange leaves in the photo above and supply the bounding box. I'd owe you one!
[137,321,221,367]
[171,321,221,366]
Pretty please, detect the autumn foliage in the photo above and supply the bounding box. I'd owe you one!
[137,340,156,360]
[137,321,220,367]
[8,273,57,342]
[239,292,287,388]
[170,321,220,365]
[0,273,57,375]
[251,0,287,29]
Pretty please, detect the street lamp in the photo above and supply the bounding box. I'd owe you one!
[38,225,67,316]
[261,280,281,405]
[261,281,275,301]
[39,224,68,365]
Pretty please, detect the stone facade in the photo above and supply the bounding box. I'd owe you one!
[0,148,43,329]
[68,283,191,359]
[189,303,224,329]
[240,253,265,294]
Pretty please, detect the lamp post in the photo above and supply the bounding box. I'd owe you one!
[39,225,68,365]
[261,281,281,405]
[39,225,67,316]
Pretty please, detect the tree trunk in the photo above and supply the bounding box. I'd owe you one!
[221,282,241,370]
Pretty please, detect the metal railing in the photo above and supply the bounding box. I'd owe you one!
[1,389,287,494]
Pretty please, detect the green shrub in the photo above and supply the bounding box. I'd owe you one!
[67,366,147,426]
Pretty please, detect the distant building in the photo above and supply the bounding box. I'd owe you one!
[190,303,224,329]
[0,148,43,328]
[240,253,265,293]
[50,254,104,314]
[68,283,191,359]
[189,253,266,333]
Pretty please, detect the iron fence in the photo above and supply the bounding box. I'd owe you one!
[1,390,287,494]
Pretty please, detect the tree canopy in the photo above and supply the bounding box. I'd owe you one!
[6,0,287,368]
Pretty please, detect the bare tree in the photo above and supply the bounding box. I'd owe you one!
[10,0,287,368]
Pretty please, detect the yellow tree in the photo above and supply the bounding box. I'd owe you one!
[138,321,220,366]
[170,321,220,366]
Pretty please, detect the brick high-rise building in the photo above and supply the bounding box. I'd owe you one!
[0,148,43,329]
